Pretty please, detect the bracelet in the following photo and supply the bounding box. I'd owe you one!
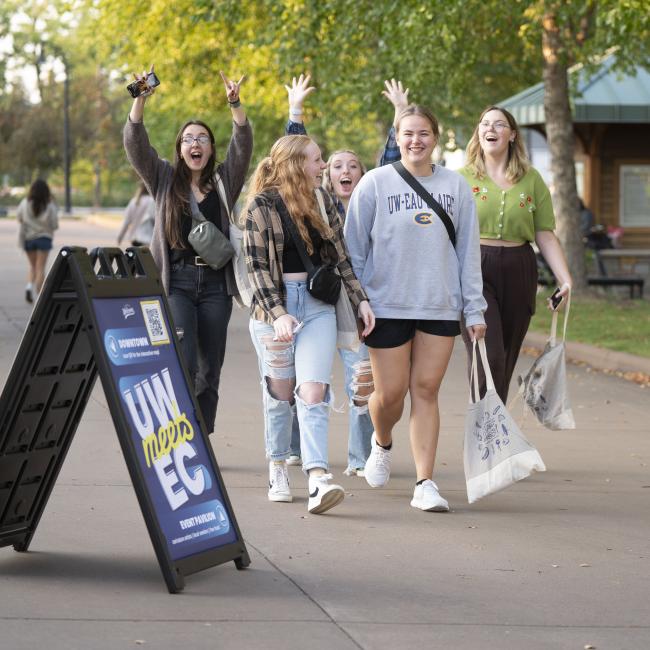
[228,99,241,108]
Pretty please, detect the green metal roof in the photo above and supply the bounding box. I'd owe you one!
[500,55,650,125]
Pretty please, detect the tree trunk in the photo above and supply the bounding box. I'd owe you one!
[542,13,587,291]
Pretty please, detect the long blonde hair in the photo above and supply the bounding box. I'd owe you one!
[246,135,333,254]
[465,106,530,183]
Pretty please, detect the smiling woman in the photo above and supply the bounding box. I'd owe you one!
[459,105,572,403]
[344,103,487,513]
[242,134,374,515]
[123,66,253,434]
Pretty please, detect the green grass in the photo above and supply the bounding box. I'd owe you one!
[529,290,650,358]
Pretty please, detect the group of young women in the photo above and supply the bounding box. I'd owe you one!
[122,67,571,516]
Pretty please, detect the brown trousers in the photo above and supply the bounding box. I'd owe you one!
[462,243,538,402]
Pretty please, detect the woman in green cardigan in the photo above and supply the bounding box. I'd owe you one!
[459,106,572,402]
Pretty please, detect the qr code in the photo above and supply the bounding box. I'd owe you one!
[140,300,170,345]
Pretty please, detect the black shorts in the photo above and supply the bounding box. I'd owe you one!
[364,318,461,349]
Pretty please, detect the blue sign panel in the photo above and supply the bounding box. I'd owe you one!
[92,297,237,560]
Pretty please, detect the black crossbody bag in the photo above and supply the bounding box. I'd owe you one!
[275,197,342,306]
[392,161,456,247]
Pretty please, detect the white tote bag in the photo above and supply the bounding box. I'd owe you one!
[464,339,546,504]
[518,293,575,430]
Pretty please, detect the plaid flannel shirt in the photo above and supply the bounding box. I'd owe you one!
[244,188,368,325]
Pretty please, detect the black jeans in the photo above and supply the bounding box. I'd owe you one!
[168,261,232,433]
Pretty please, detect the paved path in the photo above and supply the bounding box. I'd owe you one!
[0,218,648,650]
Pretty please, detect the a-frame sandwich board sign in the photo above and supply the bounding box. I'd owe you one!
[0,246,250,593]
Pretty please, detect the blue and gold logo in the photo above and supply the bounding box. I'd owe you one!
[414,212,433,226]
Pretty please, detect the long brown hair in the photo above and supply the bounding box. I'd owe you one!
[165,120,217,249]
[464,106,530,183]
[28,179,52,217]
[246,135,333,254]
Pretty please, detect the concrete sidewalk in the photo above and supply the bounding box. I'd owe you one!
[1,219,649,650]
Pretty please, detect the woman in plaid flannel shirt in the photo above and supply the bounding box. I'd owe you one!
[244,135,375,515]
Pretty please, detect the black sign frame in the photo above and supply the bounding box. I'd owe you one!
[0,247,250,592]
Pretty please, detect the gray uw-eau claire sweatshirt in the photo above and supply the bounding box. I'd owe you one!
[344,164,486,327]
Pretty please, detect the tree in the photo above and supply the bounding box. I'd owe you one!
[516,1,650,291]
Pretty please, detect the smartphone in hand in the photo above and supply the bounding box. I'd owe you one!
[127,72,161,98]
[550,287,564,310]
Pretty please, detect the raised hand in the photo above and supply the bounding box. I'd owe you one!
[284,73,316,112]
[131,64,157,98]
[220,70,246,104]
[382,78,409,112]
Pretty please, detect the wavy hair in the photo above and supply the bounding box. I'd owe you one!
[322,149,366,198]
[165,120,217,249]
[464,106,530,183]
[246,135,333,254]
[28,179,52,217]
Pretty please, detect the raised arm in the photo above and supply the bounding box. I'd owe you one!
[379,78,409,167]
[219,71,253,207]
[284,73,314,135]
[123,65,170,196]
[220,71,248,127]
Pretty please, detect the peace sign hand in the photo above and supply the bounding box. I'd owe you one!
[220,70,246,104]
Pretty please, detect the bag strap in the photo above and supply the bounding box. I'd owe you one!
[549,288,571,346]
[188,192,206,224]
[392,161,456,247]
[189,172,237,230]
[274,197,317,273]
[468,338,496,404]
[214,172,237,226]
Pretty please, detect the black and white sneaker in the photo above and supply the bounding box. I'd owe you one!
[307,473,344,514]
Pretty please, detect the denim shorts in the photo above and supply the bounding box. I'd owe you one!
[24,237,53,252]
[363,317,460,349]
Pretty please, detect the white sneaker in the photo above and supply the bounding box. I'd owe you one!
[286,454,301,466]
[308,473,344,514]
[268,461,292,502]
[410,480,449,512]
[343,467,365,477]
[364,434,392,488]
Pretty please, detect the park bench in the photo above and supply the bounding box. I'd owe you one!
[587,250,644,298]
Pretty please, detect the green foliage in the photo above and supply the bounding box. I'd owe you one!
[2,0,649,204]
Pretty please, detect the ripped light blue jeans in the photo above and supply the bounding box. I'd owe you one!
[249,281,337,472]
[290,344,373,472]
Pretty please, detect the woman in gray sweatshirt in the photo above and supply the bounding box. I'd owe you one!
[344,105,487,512]
[123,68,252,433]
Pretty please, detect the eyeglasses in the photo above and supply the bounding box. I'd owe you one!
[181,135,211,146]
[479,121,510,131]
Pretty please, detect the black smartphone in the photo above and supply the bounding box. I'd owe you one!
[550,287,564,310]
[126,72,160,98]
